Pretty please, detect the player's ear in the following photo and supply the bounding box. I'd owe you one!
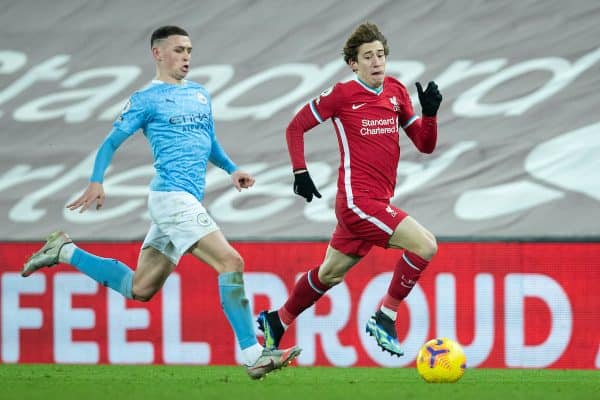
[348,59,358,72]
[151,46,161,61]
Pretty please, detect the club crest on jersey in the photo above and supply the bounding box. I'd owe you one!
[315,86,333,105]
[389,96,400,112]
[196,92,208,104]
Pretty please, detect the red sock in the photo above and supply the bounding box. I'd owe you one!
[278,266,330,326]
[383,251,430,310]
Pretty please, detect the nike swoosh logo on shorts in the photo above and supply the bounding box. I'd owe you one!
[352,103,366,110]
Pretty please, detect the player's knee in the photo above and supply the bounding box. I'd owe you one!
[318,269,345,287]
[417,236,438,261]
[324,275,344,286]
[221,252,244,273]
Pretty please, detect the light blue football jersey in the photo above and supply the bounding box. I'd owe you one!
[90,80,237,201]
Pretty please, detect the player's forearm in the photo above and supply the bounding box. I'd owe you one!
[286,104,317,170]
[406,116,437,154]
[90,128,129,183]
[286,124,307,170]
[209,139,237,174]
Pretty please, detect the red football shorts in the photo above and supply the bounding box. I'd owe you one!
[330,196,408,257]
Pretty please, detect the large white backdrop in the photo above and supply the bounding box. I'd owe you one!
[1,0,599,240]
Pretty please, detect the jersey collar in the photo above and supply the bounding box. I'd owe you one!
[355,77,384,95]
[151,79,188,86]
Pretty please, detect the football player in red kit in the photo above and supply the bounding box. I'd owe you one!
[258,22,442,356]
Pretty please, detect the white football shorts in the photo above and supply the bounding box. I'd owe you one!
[142,190,219,264]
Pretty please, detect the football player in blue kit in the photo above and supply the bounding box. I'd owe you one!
[22,25,300,379]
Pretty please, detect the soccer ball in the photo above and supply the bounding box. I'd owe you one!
[416,338,466,383]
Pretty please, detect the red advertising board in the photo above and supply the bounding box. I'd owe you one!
[1,241,598,369]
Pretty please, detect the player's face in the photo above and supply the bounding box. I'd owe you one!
[153,35,192,83]
[351,41,386,88]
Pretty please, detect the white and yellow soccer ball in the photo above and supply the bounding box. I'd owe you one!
[416,338,466,383]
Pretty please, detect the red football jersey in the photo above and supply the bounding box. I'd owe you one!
[287,76,437,200]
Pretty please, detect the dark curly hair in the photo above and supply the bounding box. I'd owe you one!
[343,22,389,64]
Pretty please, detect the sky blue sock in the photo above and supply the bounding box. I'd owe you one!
[218,271,258,350]
[71,248,133,299]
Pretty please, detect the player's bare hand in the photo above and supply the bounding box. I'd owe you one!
[231,170,255,192]
[66,182,105,213]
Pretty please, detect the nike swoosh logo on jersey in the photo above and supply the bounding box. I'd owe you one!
[352,103,366,110]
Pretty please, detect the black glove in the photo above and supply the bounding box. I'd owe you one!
[293,170,321,202]
[415,81,442,116]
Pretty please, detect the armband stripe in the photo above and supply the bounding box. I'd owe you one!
[402,115,419,129]
[309,100,324,123]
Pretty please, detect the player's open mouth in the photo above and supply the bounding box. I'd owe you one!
[182,65,189,73]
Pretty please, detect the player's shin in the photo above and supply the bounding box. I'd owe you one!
[218,271,263,365]
[279,266,331,325]
[381,251,429,319]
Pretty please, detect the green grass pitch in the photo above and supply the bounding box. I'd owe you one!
[1,364,598,400]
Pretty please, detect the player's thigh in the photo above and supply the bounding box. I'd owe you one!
[318,245,362,285]
[147,191,220,264]
[388,216,437,259]
[336,197,405,250]
[133,246,176,295]
[189,230,243,274]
